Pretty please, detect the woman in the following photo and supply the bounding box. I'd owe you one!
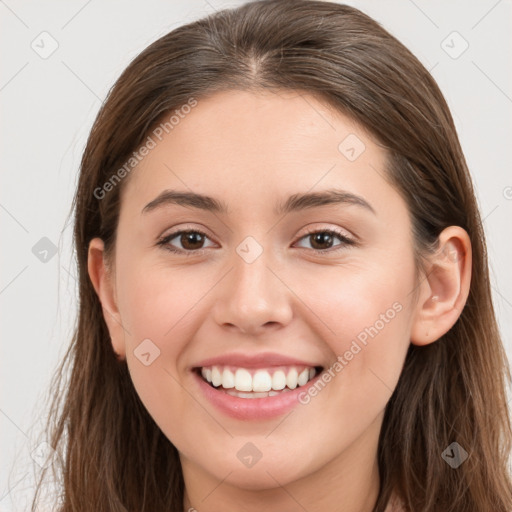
[32,1,512,510]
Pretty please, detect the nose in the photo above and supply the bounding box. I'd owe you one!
[212,246,293,335]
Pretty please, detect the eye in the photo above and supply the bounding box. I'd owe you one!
[156,229,215,256]
[156,226,356,257]
[294,227,356,253]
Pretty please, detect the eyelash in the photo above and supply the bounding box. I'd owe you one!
[156,227,356,257]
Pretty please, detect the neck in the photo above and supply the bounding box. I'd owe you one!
[182,411,384,512]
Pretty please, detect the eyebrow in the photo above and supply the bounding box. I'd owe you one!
[141,188,376,216]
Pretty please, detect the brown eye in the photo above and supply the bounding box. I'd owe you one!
[178,231,206,250]
[157,229,215,255]
[295,229,355,253]
[308,232,336,250]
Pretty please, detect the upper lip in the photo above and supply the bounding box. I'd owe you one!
[193,351,323,369]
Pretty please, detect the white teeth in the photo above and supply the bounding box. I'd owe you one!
[272,370,286,390]
[221,368,235,389]
[252,370,272,392]
[234,368,253,392]
[211,367,222,387]
[298,368,309,386]
[200,365,319,392]
[201,367,212,383]
[286,368,298,389]
[226,388,292,398]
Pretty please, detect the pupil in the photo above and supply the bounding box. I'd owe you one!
[183,232,203,249]
[311,232,333,249]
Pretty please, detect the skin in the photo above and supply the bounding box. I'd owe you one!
[88,89,472,512]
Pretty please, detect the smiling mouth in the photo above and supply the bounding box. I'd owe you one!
[194,365,324,398]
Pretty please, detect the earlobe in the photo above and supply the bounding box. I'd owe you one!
[87,238,126,359]
[410,226,472,346]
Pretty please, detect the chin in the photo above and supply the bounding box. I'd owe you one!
[208,455,308,490]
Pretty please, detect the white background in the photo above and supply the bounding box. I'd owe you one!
[1,0,511,509]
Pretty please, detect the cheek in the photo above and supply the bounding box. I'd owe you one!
[116,262,212,348]
[271,263,413,466]
[113,264,207,421]
[294,258,414,396]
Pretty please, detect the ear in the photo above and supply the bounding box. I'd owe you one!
[410,226,472,346]
[87,237,126,360]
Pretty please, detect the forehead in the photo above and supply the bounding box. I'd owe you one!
[121,89,402,221]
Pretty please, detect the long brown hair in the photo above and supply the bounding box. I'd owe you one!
[31,1,512,510]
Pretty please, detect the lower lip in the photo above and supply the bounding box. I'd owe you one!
[192,369,322,420]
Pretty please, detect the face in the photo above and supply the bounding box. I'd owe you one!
[100,90,421,491]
